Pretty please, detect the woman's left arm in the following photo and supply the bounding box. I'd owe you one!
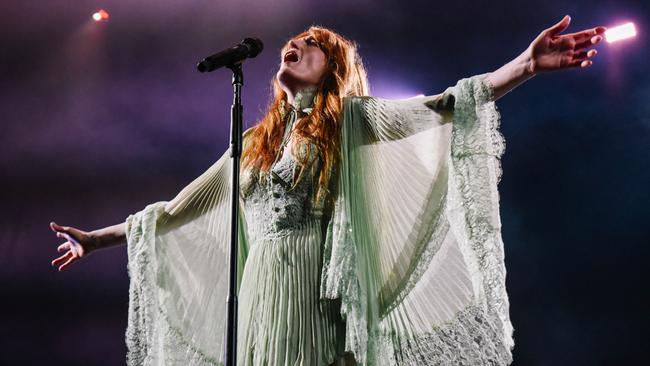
[486,15,606,101]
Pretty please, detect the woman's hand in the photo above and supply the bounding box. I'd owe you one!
[487,15,607,101]
[50,222,98,271]
[528,15,606,73]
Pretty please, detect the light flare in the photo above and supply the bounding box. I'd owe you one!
[605,22,636,43]
[92,9,109,22]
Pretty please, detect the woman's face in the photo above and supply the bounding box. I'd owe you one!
[276,35,328,95]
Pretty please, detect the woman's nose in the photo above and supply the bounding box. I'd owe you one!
[288,39,301,49]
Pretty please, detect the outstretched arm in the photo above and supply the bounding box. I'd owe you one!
[486,15,606,101]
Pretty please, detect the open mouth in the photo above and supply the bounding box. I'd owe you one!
[283,50,299,63]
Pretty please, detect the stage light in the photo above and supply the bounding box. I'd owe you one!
[92,9,109,22]
[605,22,636,43]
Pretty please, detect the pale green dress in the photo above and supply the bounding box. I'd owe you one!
[124,75,514,365]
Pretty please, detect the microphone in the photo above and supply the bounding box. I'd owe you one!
[197,38,264,73]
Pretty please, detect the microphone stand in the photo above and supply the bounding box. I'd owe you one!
[225,62,243,366]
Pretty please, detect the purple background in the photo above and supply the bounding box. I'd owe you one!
[1,1,648,365]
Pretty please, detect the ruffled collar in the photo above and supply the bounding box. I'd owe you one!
[279,87,318,122]
[292,86,317,114]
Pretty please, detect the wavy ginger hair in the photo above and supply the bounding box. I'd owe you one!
[242,26,369,203]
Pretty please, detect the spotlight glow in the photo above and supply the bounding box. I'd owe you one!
[92,9,109,22]
[605,22,636,43]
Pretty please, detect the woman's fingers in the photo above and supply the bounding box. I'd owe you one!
[564,26,606,43]
[52,248,83,271]
[575,34,604,50]
[58,255,78,271]
[57,242,71,252]
[569,58,593,68]
[57,231,83,257]
[565,51,596,69]
[52,251,73,267]
[56,232,76,257]
[570,48,598,69]
[573,48,597,60]
[50,221,64,233]
[51,222,82,237]
[546,15,571,36]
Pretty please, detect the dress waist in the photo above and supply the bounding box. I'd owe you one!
[247,215,324,243]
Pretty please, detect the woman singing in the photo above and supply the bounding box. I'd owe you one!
[51,15,605,365]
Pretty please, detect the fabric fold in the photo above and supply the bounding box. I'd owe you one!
[125,150,247,366]
[320,74,513,365]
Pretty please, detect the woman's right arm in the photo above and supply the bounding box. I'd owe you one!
[50,221,126,271]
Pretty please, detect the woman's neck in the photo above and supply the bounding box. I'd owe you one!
[287,86,317,113]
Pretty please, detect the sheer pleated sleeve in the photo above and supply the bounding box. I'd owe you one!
[320,74,513,365]
[125,148,248,366]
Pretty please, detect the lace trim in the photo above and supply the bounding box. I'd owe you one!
[125,202,166,366]
[126,202,225,366]
[378,304,513,365]
[159,306,222,365]
[450,75,505,162]
[449,75,514,353]
[321,198,368,363]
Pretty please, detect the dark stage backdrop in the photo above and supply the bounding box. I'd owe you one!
[1,1,648,365]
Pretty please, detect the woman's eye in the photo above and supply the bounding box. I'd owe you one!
[305,38,316,46]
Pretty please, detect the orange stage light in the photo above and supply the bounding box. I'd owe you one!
[92,9,109,22]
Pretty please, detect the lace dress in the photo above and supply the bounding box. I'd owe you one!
[124,75,514,366]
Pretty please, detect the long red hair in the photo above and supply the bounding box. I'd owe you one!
[242,26,369,203]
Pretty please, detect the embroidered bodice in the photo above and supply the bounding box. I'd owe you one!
[241,87,324,241]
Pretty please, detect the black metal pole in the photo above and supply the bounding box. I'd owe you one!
[225,62,243,366]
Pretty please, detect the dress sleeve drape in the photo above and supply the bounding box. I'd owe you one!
[320,74,513,365]
[125,150,247,366]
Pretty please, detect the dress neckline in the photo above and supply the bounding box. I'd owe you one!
[290,86,317,115]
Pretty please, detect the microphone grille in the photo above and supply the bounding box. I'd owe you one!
[242,38,264,57]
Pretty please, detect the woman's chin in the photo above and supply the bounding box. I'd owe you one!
[277,70,301,92]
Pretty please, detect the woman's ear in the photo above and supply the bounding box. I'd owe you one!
[328,58,338,71]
